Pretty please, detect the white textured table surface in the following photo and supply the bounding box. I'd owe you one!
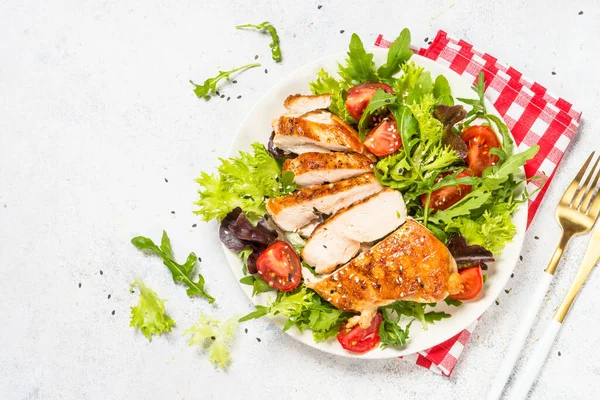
[1,1,600,399]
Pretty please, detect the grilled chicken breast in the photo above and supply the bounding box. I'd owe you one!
[306,219,462,328]
[283,94,332,116]
[283,152,374,188]
[272,110,372,157]
[302,189,407,274]
[297,219,322,238]
[266,173,382,232]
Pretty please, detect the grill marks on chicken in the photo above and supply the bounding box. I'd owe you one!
[301,189,407,274]
[307,219,462,328]
[283,152,374,188]
[266,173,383,232]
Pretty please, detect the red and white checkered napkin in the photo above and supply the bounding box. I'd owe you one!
[375,30,582,376]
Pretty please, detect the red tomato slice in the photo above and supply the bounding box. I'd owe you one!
[364,115,401,157]
[421,170,473,212]
[256,241,301,291]
[337,312,383,354]
[345,82,394,120]
[461,125,501,177]
[449,266,483,301]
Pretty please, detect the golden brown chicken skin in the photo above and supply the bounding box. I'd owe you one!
[307,218,462,328]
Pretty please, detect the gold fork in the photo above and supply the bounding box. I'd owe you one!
[487,151,600,400]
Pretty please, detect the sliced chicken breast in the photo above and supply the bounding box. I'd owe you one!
[283,152,374,188]
[306,218,462,329]
[266,173,382,232]
[272,110,373,158]
[302,189,407,274]
[283,94,332,115]
[297,219,322,238]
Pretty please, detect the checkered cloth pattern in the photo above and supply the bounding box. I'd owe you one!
[375,30,582,376]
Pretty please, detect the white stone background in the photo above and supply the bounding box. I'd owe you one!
[1,0,599,399]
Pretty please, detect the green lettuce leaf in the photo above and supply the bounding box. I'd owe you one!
[130,277,176,341]
[194,143,295,222]
[185,313,239,369]
[377,28,413,80]
[309,68,354,124]
[338,33,379,85]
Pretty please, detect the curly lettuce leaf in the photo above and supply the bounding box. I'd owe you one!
[338,33,378,85]
[131,231,215,303]
[309,68,354,124]
[185,313,239,369]
[130,277,176,341]
[194,143,295,222]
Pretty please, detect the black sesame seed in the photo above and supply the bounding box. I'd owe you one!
[505,289,510,294]
[254,55,258,60]
[111,310,115,315]
[551,71,556,75]
[256,337,261,342]
[227,97,230,101]
[511,273,514,278]
[264,69,268,74]
[171,211,175,214]
[211,336,216,340]
[220,94,225,98]
[318,4,322,9]
[198,257,202,262]
[164,178,168,183]
[100,270,103,275]
[330,289,335,294]
[78,283,82,288]
[534,236,539,240]
[108,294,111,299]
[558,351,562,356]
[340,29,345,34]
[192,223,197,228]
[245,328,248,334]
[323,244,327,249]
[495,300,500,305]
[579,11,583,15]
[428,41,432,45]
[237,95,242,99]
[424,37,429,42]
[520,255,523,261]
[232,80,238,84]
[216,91,220,96]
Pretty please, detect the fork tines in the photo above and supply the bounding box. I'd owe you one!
[567,152,600,214]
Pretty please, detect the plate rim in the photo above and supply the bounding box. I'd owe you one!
[222,48,528,359]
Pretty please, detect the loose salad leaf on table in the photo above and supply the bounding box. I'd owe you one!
[185,313,239,368]
[130,277,176,341]
[236,21,282,62]
[191,63,260,100]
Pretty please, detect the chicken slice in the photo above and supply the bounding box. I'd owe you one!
[302,189,407,274]
[283,152,374,188]
[306,218,462,329]
[266,173,382,232]
[297,219,322,238]
[272,110,373,158]
[283,94,332,116]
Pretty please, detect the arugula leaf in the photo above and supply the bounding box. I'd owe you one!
[357,89,397,140]
[433,75,454,105]
[236,22,282,62]
[424,311,452,324]
[190,63,260,100]
[195,143,293,221]
[309,68,355,124]
[130,277,176,341]
[377,28,412,79]
[487,114,514,158]
[338,33,378,84]
[131,231,215,303]
[444,298,463,307]
[185,313,239,369]
[239,275,276,296]
[380,309,412,348]
[482,146,539,190]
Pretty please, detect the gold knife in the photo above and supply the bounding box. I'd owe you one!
[511,222,600,399]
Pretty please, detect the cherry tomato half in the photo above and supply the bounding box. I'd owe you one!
[449,266,483,301]
[364,115,401,157]
[337,312,383,354]
[256,241,302,291]
[421,170,473,212]
[345,82,394,120]
[461,125,501,177]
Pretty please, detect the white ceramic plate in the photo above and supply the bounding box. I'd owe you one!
[223,49,527,359]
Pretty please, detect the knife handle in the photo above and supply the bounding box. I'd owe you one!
[510,319,562,399]
[486,271,553,400]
